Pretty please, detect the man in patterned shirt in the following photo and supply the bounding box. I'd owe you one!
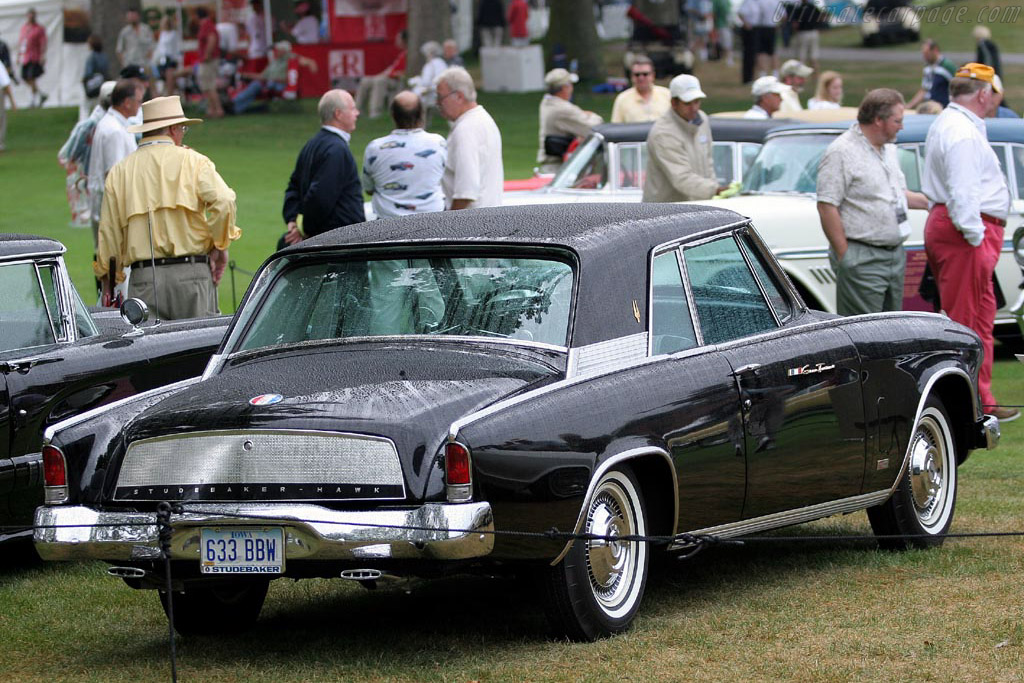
[362,91,446,218]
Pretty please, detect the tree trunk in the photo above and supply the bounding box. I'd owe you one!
[407,0,451,79]
[544,0,603,82]
[91,0,131,76]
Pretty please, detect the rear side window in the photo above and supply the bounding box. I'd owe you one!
[683,236,778,345]
[650,250,696,355]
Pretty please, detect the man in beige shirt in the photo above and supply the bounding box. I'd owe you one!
[96,96,240,319]
[642,74,726,203]
[536,68,603,172]
[611,55,671,123]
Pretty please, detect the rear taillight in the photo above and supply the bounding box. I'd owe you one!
[42,445,69,504]
[445,442,472,503]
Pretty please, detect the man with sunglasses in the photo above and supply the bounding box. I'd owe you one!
[96,96,240,319]
[611,56,671,123]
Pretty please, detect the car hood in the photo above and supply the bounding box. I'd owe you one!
[122,341,563,500]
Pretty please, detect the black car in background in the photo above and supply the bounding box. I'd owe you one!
[1,234,228,543]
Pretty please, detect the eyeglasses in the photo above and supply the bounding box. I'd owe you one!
[179,125,189,135]
[438,90,460,103]
[632,71,653,77]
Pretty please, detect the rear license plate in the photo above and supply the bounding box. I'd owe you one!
[200,527,285,575]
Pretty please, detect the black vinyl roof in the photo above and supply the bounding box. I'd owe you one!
[591,116,792,144]
[0,234,65,260]
[296,203,745,256]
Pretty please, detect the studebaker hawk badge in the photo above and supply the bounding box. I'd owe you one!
[249,394,283,406]
[632,299,641,323]
[787,363,836,377]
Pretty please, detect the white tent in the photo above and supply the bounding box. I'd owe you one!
[0,0,88,109]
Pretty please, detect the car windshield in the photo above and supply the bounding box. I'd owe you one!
[236,255,575,352]
[549,136,606,190]
[742,133,836,194]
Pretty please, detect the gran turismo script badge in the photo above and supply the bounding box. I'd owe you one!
[249,394,284,406]
[787,363,836,377]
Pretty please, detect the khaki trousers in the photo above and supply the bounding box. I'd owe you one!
[128,259,217,320]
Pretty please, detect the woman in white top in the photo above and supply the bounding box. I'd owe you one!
[154,13,181,96]
[808,70,843,110]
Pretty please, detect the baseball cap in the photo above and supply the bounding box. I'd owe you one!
[751,75,786,97]
[119,64,149,80]
[954,62,1002,92]
[99,80,117,101]
[780,59,814,78]
[669,74,707,103]
[544,68,579,88]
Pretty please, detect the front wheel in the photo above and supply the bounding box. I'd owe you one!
[544,465,650,641]
[159,580,269,636]
[868,396,958,550]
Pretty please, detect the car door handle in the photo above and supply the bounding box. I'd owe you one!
[1,356,63,374]
[731,363,761,377]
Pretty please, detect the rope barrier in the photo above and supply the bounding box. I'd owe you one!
[12,504,1024,683]
[14,507,1024,549]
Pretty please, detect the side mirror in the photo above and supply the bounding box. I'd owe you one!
[119,298,149,337]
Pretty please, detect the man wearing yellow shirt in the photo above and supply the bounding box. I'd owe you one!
[96,96,241,319]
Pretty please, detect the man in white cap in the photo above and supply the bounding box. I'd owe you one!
[745,75,786,119]
[642,74,725,202]
[96,96,240,319]
[536,67,603,172]
[778,58,813,113]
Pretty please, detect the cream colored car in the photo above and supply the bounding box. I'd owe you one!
[700,117,1024,343]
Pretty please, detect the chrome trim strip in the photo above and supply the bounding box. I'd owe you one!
[674,489,893,547]
[42,376,201,444]
[650,218,752,255]
[550,447,677,566]
[34,502,494,563]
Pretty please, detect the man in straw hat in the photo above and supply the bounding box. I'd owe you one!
[922,62,1018,423]
[95,95,241,320]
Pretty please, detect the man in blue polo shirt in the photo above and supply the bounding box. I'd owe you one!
[908,39,957,109]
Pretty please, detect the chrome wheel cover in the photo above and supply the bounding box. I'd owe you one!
[585,477,639,612]
[908,411,953,530]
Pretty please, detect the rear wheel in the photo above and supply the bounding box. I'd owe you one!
[159,580,269,635]
[868,396,958,550]
[544,466,650,641]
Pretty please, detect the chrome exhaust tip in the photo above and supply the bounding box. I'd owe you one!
[107,566,147,579]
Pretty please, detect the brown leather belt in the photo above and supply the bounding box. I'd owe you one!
[130,254,208,269]
[846,238,900,251]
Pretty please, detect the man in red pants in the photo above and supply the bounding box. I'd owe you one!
[922,62,1018,422]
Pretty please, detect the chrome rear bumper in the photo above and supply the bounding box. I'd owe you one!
[34,502,494,562]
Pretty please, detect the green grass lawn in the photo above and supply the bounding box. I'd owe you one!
[3,41,1024,679]
[2,354,1023,681]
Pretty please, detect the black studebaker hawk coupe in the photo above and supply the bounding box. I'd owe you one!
[35,205,998,640]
